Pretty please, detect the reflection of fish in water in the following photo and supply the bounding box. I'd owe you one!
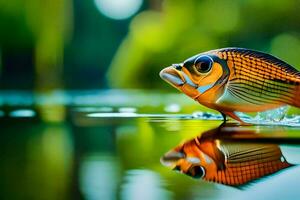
[160,48,300,124]
[161,133,292,186]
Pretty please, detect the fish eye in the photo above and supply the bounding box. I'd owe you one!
[173,165,181,171]
[187,165,205,179]
[194,55,213,74]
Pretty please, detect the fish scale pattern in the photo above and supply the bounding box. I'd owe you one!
[214,48,300,106]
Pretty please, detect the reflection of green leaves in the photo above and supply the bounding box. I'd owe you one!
[115,118,220,197]
[0,123,73,199]
[26,125,73,199]
[116,118,219,169]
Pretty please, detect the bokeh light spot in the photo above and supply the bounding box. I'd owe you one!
[94,0,143,20]
[9,109,36,118]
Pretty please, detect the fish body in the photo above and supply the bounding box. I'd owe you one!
[161,135,292,186]
[160,48,300,123]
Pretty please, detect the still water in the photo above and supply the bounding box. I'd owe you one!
[1,91,300,200]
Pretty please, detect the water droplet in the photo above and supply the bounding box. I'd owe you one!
[88,113,138,118]
[255,106,288,122]
[164,104,181,113]
[75,107,113,112]
[118,107,137,113]
[10,109,36,118]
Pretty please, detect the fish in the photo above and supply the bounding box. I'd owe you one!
[159,47,300,124]
[160,126,293,186]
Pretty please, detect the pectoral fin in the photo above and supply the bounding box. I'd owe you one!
[222,111,250,125]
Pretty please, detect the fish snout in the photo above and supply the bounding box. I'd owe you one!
[172,63,182,70]
[159,66,185,86]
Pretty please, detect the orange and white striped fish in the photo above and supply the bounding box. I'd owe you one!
[160,134,292,186]
[160,48,300,124]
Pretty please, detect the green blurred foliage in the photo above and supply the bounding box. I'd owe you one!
[107,0,300,89]
[1,0,300,91]
[0,0,72,90]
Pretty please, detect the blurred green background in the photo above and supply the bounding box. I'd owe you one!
[2,1,300,200]
[1,0,300,91]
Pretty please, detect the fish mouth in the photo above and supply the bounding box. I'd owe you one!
[159,67,185,86]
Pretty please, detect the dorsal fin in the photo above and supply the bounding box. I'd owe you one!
[218,47,300,75]
[209,142,293,186]
[220,143,282,163]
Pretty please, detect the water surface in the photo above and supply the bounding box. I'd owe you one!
[1,91,300,200]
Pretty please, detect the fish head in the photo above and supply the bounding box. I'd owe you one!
[160,53,228,102]
[160,139,219,179]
